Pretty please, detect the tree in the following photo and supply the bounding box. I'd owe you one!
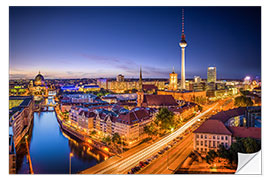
[234,96,253,107]
[206,150,218,164]
[155,108,175,131]
[217,138,261,164]
[102,136,111,145]
[144,124,158,136]
[112,133,121,144]
[241,137,260,153]
[91,130,97,135]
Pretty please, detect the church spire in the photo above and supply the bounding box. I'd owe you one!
[139,66,143,91]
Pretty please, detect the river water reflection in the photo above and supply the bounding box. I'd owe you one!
[16,110,107,174]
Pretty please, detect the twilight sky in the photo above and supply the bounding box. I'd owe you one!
[9,6,261,80]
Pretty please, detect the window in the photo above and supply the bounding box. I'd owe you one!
[221,136,224,140]
[196,141,199,146]
[213,136,215,139]
[213,141,216,147]
[205,135,207,139]
[196,134,199,139]
[201,141,203,146]
[217,136,220,140]
[201,135,203,139]
[225,136,228,140]
[205,148,207,152]
[205,141,207,146]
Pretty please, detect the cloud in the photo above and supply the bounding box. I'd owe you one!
[81,54,121,64]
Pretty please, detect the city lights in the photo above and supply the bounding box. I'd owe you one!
[9,6,261,175]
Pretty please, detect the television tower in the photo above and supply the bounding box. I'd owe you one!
[179,8,187,90]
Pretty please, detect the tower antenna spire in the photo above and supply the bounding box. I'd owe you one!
[182,8,184,34]
[181,8,186,40]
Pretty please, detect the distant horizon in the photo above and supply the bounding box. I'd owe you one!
[10,7,261,80]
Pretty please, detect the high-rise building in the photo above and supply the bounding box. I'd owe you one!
[207,67,216,83]
[116,74,124,82]
[169,67,178,91]
[179,9,187,90]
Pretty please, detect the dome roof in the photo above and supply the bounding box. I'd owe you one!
[35,72,45,82]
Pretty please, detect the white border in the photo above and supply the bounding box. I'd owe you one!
[1,0,269,180]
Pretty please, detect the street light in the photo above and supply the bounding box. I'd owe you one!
[69,152,73,174]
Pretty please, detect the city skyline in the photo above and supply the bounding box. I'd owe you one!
[10,6,261,80]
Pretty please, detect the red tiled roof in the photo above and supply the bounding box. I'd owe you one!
[142,84,158,90]
[209,107,246,123]
[142,95,178,107]
[117,109,150,125]
[228,127,261,139]
[194,120,232,135]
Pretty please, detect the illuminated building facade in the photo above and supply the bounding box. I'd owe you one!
[169,67,178,91]
[194,76,201,83]
[28,72,48,101]
[207,67,216,83]
[116,74,124,82]
[158,90,206,102]
[9,96,34,147]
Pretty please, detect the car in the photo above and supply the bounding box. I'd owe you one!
[139,161,145,167]
[135,166,141,171]
[131,168,136,173]
[144,161,149,165]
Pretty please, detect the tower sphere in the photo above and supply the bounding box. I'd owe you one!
[179,39,187,48]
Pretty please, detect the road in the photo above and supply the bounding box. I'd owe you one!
[138,133,193,174]
[81,102,218,174]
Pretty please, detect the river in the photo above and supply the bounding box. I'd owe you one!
[16,109,108,174]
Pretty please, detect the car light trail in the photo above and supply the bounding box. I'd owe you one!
[97,103,218,174]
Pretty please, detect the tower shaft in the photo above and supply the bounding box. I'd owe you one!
[181,47,186,90]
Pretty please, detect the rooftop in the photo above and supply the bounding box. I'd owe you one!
[228,127,261,139]
[194,119,232,135]
[142,94,178,107]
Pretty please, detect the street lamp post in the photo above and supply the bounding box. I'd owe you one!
[69,152,73,174]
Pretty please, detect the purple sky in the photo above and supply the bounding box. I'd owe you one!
[9,7,261,80]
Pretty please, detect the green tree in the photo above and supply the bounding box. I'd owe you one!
[91,130,97,135]
[112,133,121,144]
[241,137,260,153]
[206,150,218,164]
[234,96,253,107]
[144,124,158,136]
[155,108,175,131]
[102,136,111,144]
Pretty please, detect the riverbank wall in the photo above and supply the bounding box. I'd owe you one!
[55,112,113,157]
